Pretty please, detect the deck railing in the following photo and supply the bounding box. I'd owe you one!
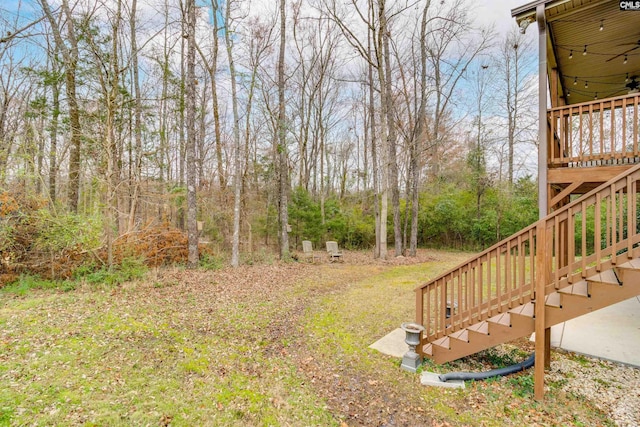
[416,163,640,345]
[548,93,640,168]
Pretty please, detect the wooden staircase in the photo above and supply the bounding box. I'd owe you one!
[415,164,640,365]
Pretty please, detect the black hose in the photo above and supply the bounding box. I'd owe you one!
[438,352,535,382]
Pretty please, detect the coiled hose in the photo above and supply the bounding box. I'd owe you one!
[438,352,535,382]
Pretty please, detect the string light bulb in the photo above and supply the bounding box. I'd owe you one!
[599,20,604,31]
[594,92,598,100]
[626,73,630,83]
[583,45,587,56]
[569,50,573,59]
[585,81,589,89]
[574,77,578,85]
[624,55,628,65]
[567,90,571,97]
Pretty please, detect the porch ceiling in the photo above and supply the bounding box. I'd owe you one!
[513,0,640,105]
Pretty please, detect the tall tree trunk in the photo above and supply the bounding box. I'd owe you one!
[49,46,60,204]
[83,0,124,267]
[409,0,432,257]
[375,1,388,260]
[381,7,401,257]
[61,0,81,213]
[210,0,225,191]
[368,4,380,259]
[178,15,186,229]
[226,0,242,267]
[36,115,44,195]
[128,0,143,232]
[39,0,82,212]
[186,0,198,268]
[110,0,123,238]
[158,0,171,222]
[277,0,289,259]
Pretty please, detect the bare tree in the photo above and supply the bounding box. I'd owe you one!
[196,0,226,191]
[38,0,82,212]
[82,0,125,266]
[276,0,290,259]
[127,0,143,232]
[47,38,61,205]
[496,28,535,184]
[409,0,432,256]
[317,0,389,257]
[424,0,492,180]
[378,0,402,257]
[224,0,242,267]
[0,38,25,185]
[185,0,198,267]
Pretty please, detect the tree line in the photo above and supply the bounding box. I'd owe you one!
[0,0,539,271]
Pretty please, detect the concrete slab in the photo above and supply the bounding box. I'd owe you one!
[369,328,406,358]
[534,296,640,367]
[420,372,465,389]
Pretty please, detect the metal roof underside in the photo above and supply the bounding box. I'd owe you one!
[513,0,640,105]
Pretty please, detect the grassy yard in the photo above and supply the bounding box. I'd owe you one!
[0,250,627,426]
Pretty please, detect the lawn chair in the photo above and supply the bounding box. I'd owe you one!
[302,240,320,263]
[325,241,343,262]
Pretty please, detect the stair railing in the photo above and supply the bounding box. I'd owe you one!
[548,92,640,168]
[416,163,640,347]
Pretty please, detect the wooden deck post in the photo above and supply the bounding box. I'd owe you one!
[534,222,548,400]
[415,288,424,356]
[535,3,549,401]
[416,289,424,326]
[537,4,548,220]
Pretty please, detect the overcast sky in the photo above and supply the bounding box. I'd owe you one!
[475,0,534,36]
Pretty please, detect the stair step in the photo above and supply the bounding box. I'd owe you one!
[510,302,534,317]
[432,336,450,350]
[558,280,589,297]
[617,258,640,270]
[488,312,510,327]
[467,321,489,335]
[422,343,433,356]
[545,292,562,308]
[616,265,640,286]
[449,329,469,343]
[586,269,620,285]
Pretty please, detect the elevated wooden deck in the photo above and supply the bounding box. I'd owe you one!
[547,93,640,206]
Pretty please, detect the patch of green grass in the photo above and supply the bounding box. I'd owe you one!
[507,373,535,397]
[199,253,224,270]
[593,378,611,388]
[473,346,529,368]
[570,353,592,367]
[78,256,147,286]
[549,378,569,389]
[0,406,13,426]
[0,274,71,296]
[307,308,359,357]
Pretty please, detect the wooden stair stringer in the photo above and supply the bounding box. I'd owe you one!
[427,304,535,364]
[544,267,640,327]
[423,265,640,364]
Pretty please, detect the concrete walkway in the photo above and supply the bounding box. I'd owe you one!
[370,296,640,367]
[548,296,640,367]
[369,327,406,358]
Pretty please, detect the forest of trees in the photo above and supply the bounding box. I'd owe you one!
[0,0,540,278]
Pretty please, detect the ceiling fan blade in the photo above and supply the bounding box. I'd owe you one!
[606,45,640,62]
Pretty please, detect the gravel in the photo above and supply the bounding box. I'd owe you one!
[547,354,640,427]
